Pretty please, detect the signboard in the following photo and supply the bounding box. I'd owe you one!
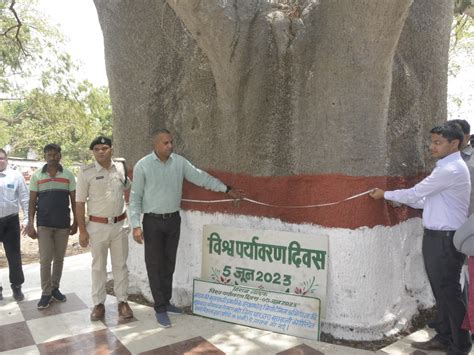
[201,225,328,317]
[193,279,321,340]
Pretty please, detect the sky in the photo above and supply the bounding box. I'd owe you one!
[36,1,473,127]
[37,0,108,87]
[448,45,474,128]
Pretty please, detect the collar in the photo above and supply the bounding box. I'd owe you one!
[41,164,63,173]
[94,160,116,172]
[436,151,462,167]
[0,167,8,177]
[153,151,173,163]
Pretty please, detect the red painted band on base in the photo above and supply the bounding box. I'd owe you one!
[181,171,424,229]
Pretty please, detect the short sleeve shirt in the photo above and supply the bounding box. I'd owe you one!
[76,161,129,218]
[29,165,76,228]
[0,167,29,222]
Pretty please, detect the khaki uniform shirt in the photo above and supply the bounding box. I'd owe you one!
[76,160,130,218]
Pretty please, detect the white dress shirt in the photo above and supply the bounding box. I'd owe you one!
[384,151,470,231]
[0,167,29,224]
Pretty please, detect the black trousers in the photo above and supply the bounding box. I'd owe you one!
[422,229,471,354]
[143,212,181,313]
[0,214,24,287]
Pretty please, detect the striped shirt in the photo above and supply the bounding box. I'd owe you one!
[0,167,29,224]
[29,165,76,228]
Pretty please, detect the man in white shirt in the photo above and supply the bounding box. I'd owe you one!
[0,149,29,302]
[370,122,471,355]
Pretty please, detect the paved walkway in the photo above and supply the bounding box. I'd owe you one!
[0,252,470,354]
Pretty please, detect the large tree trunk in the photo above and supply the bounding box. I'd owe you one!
[387,0,452,176]
[94,0,452,340]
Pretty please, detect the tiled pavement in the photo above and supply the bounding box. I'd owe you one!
[0,253,371,354]
[376,328,445,355]
[0,253,472,354]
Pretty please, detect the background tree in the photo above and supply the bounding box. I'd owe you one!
[0,0,112,161]
[0,0,58,97]
[448,11,473,119]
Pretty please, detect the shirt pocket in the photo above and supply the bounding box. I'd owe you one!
[89,177,108,197]
[4,183,17,201]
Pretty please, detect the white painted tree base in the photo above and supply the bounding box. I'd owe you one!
[126,211,433,341]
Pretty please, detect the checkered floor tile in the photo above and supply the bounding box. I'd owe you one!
[0,253,374,354]
[0,291,373,354]
[6,253,474,354]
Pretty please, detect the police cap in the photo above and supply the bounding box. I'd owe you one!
[89,136,112,150]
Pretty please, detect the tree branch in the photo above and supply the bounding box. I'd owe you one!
[1,0,28,56]
[0,107,32,125]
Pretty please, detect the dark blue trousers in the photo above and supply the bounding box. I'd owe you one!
[0,214,24,287]
[143,212,181,313]
[423,229,471,355]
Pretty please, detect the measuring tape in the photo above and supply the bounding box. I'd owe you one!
[182,189,374,209]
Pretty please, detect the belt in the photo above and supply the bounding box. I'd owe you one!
[89,212,127,224]
[145,211,179,220]
[0,213,18,223]
[424,228,456,237]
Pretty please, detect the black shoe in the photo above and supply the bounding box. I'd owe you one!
[11,285,24,301]
[446,349,471,355]
[165,304,183,314]
[411,338,449,351]
[51,288,67,302]
[155,311,171,328]
[427,319,439,329]
[37,295,52,309]
[0,287,3,301]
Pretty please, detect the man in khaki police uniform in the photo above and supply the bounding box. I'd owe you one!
[76,136,133,321]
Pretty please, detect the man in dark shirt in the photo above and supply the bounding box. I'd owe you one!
[26,144,77,309]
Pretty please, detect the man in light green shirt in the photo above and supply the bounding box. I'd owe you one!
[129,129,243,328]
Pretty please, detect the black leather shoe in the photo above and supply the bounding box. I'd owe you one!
[11,285,24,301]
[427,319,440,331]
[411,338,449,351]
[446,350,471,355]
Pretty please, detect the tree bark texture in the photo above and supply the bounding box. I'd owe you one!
[95,0,451,178]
